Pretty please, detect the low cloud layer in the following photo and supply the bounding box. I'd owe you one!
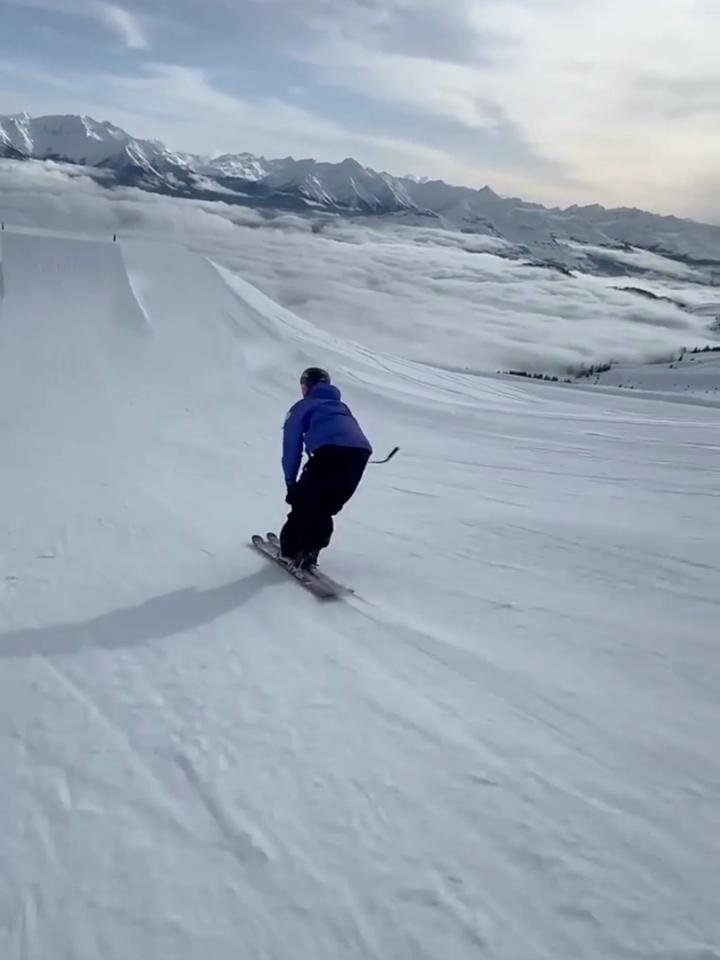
[1,160,716,374]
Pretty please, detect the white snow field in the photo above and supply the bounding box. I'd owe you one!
[1,228,719,960]
[582,351,720,399]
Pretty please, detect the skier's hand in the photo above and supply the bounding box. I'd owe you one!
[285,483,297,505]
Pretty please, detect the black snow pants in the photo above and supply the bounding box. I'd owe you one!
[280,445,370,559]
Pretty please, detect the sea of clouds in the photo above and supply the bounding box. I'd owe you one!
[1,159,717,374]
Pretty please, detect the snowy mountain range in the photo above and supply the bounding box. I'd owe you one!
[3,111,720,266]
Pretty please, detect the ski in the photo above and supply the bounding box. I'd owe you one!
[251,534,351,600]
[265,532,354,597]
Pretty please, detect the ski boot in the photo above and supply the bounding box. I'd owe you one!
[277,550,318,573]
[298,550,319,572]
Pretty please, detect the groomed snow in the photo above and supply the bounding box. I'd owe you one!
[1,228,718,960]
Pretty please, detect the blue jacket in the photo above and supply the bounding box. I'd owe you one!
[282,383,372,484]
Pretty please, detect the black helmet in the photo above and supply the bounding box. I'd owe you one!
[300,366,331,388]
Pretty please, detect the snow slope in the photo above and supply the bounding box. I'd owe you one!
[1,229,719,960]
[580,351,720,398]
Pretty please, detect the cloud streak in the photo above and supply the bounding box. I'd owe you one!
[3,0,148,48]
[96,2,147,49]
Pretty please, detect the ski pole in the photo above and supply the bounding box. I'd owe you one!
[369,446,399,465]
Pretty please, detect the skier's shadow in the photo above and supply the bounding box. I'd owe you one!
[0,565,281,660]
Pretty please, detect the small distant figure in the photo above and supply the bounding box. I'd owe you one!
[112,234,117,243]
[279,367,372,570]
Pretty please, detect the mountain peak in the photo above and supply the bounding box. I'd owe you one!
[336,157,367,172]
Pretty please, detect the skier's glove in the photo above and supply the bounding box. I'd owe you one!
[285,483,297,505]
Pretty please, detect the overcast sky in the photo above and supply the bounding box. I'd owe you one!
[1,0,719,219]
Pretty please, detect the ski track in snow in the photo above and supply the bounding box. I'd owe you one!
[0,228,719,960]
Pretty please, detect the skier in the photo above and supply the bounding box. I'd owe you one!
[280,367,372,570]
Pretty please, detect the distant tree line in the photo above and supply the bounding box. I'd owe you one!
[574,362,614,379]
[502,370,573,383]
[684,344,720,355]
[503,344,719,388]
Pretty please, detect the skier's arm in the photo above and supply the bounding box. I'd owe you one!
[282,402,308,485]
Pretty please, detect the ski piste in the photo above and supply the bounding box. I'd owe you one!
[251,534,352,599]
